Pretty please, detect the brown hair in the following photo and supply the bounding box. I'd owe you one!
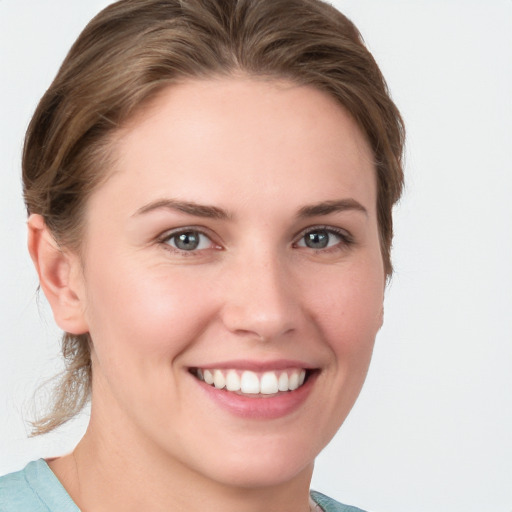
[24,0,404,434]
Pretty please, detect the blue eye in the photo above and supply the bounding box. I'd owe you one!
[296,228,347,250]
[165,230,212,251]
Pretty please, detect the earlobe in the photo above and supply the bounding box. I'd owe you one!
[27,214,88,335]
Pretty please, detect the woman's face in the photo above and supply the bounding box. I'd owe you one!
[74,78,384,488]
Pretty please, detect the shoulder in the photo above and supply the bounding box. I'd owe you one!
[0,460,79,512]
[0,461,46,512]
[311,490,369,512]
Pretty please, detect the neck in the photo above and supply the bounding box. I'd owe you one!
[49,414,315,512]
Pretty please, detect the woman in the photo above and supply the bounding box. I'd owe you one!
[0,0,404,511]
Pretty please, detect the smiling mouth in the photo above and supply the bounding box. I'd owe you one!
[190,368,313,396]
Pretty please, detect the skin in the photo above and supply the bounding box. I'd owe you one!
[29,78,385,512]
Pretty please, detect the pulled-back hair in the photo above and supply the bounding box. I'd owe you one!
[24,0,404,434]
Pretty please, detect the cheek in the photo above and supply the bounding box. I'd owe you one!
[290,258,384,449]
[307,259,384,363]
[83,258,216,373]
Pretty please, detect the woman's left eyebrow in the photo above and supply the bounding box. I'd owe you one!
[297,199,368,218]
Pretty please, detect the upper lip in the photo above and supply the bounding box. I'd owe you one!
[189,359,317,372]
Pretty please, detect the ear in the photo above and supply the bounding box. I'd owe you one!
[27,214,89,335]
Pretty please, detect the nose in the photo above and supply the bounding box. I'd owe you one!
[220,250,302,342]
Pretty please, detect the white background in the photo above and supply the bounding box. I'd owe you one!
[1,1,511,511]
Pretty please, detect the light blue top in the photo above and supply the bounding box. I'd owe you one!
[0,459,367,512]
[0,460,80,512]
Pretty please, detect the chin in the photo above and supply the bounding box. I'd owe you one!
[208,456,314,490]
[179,432,321,490]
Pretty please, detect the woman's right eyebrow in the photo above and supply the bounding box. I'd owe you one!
[133,198,232,220]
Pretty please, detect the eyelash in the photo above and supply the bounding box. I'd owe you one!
[293,225,354,253]
[157,225,354,256]
[158,227,220,256]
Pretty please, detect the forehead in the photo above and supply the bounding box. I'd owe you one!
[102,78,377,216]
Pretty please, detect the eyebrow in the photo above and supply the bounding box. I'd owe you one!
[133,197,367,220]
[297,199,368,218]
[134,199,231,220]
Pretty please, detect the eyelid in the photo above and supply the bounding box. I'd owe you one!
[157,226,222,254]
[292,224,354,248]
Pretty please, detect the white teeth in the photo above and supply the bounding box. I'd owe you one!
[225,370,241,391]
[288,371,300,391]
[241,371,260,394]
[260,372,279,395]
[213,369,225,389]
[278,372,289,392]
[195,367,310,394]
[204,369,214,385]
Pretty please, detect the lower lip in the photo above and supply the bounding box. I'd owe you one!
[194,372,317,420]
